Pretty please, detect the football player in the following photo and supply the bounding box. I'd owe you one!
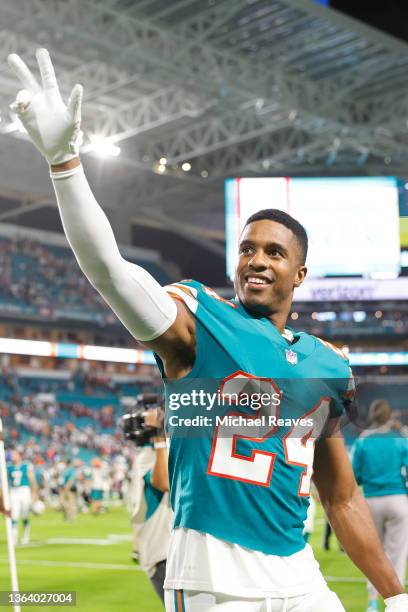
[7,49,408,611]
[7,451,37,544]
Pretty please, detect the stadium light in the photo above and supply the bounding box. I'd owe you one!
[86,136,121,158]
[352,311,366,322]
[181,162,192,172]
[314,311,336,322]
[0,337,156,365]
[159,157,167,165]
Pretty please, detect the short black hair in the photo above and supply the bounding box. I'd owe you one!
[244,208,308,264]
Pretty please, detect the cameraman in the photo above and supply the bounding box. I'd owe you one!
[127,398,172,604]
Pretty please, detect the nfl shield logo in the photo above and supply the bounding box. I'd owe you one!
[285,349,298,365]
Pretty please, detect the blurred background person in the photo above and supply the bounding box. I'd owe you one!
[60,458,79,521]
[7,450,37,544]
[89,458,106,516]
[351,399,408,612]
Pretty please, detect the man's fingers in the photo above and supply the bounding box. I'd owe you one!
[36,48,58,90]
[67,84,83,124]
[7,53,41,93]
[10,89,33,114]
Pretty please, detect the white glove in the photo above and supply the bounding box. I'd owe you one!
[8,48,83,165]
[385,594,408,610]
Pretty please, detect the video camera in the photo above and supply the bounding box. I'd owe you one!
[122,393,165,446]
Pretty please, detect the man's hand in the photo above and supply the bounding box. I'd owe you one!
[8,48,83,165]
[144,408,165,430]
[144,407,166,445]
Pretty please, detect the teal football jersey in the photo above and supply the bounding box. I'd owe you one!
[8,463,30,488]
[351,431,408,498]
[157,280,352,556]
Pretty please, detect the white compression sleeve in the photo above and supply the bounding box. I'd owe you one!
[50,164,177,341]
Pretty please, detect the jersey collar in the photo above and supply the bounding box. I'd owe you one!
[282,328,294,344]
[235,301,298,345]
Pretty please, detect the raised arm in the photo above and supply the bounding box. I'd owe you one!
[8,49,195,375]
[313,435,407,610]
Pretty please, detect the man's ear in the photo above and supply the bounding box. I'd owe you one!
[294,265,307,288]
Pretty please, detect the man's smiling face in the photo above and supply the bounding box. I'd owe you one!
[234,219,307,317]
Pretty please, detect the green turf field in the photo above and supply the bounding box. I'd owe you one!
[0,505,405,611]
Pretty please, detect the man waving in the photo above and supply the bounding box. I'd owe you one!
[7,49,408,612]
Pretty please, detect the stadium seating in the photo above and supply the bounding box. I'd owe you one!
[0,236,170,326]
[0,364,163,461]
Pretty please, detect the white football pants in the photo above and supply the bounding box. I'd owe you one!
[165,585,345,611]
[10,486,31,521]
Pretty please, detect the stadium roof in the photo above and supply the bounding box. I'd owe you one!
[1,0,408,248]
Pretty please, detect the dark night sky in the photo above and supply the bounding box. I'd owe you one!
[331,0,408,42]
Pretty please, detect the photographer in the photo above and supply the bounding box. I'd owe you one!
[125,396,172,604]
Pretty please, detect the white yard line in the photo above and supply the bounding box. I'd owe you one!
[17,534,133,547]
[0,558,141,571]
[1,558,406,584]
[325,575,366,584]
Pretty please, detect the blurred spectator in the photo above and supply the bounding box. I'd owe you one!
[351,400,408,612]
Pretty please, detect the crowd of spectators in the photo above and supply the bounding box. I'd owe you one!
[0,363,161,462]
[0,236,169,326]
[0,235,406,341]
[1,394,125,460]
[0,236,109,313]
[291,309,408,339]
